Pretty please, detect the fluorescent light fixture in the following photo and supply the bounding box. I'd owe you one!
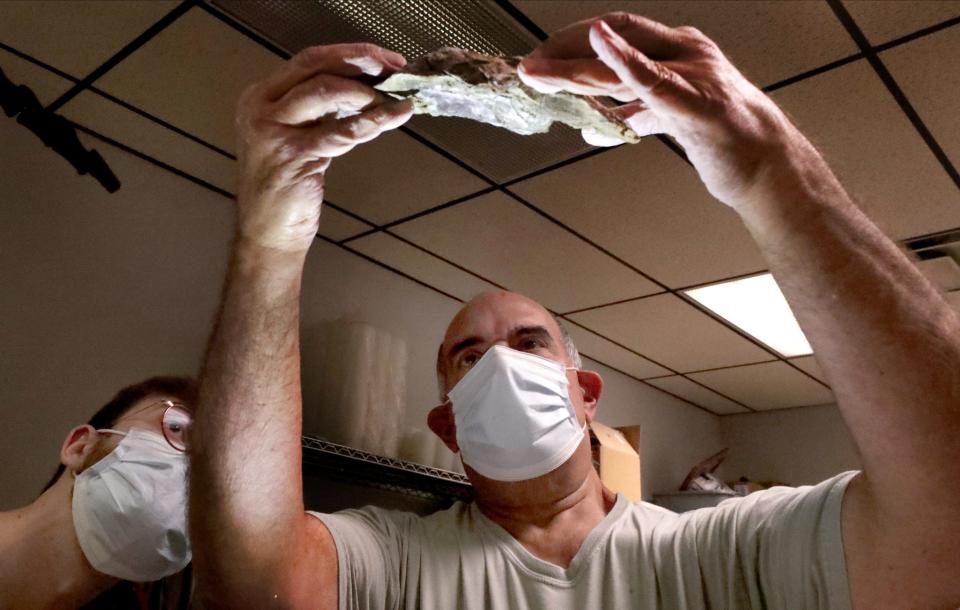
[684,273,813,357]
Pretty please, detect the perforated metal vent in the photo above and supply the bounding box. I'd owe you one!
[213,0,538,58]
[209,0,596,182]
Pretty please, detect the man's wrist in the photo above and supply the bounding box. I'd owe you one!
[734,127,846,222]
[232,234,310,280]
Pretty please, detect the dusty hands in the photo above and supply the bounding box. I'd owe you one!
[234,43,413,254]
[519,13,803,208]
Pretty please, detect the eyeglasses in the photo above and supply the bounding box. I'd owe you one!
[99,399,192,452]
[158,400,191,452]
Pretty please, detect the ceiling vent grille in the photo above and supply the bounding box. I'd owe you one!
[906,228,960,293]
[209,0,596,182]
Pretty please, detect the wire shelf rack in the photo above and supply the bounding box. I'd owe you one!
[302,436,473,502]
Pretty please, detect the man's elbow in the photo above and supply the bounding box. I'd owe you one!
[193,559,315,610]
[190,515,338,610]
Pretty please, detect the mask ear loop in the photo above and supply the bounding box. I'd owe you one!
[70,429,127,479]
[564,367,591,431]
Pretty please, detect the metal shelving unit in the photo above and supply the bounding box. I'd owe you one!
[302,436,473,508]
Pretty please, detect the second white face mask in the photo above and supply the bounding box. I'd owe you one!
[72,428,191,582]
[449,345,586,482]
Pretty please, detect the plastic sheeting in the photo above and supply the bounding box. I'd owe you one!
[303,320,407,458]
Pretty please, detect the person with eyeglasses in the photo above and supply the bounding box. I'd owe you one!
[0,376,197,610]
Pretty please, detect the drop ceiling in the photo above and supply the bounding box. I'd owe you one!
[1,0,957,415]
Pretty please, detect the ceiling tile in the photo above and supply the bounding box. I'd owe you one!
[568,293,771,372]
[882,25,960,172]
[688,361,834,410]
[562,319,671,379]
[318,207,371,242]
[513,1,857,87]
[324,130,488,225]
[348,232,497,301]
[390,191,661,312]
[96,9,283,155]
[845,1,960,46]
[60,91,237,194]
[644,375,749,415]
[787,355,828,384]
[509,139,766,288]
[917,255,960,292]
[0,47,73,105]
[947,290,960,313]
[771,60,959,241]
[0,0,178,76]
[405,114,595,184]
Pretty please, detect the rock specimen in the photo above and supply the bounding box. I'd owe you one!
[375,47,640,144]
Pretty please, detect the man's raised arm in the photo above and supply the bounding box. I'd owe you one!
[519,14,960,608]
[189,44,413,608]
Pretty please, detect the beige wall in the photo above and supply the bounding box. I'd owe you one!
[1,119,726,508]
[718,404,862,486]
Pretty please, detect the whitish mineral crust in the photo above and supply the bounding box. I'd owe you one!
[375,48,639,144]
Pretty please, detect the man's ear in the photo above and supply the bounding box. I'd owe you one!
[576,370,603,423]
[427,403,459,453]
[60,425,99,475]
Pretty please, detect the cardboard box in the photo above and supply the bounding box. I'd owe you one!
[590,422,642,502]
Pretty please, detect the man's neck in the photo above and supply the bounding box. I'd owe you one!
[471,444,618,569]
[0,478,116,609]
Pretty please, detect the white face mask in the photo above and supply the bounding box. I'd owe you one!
[72,428,191,582]
[449,345,587,482]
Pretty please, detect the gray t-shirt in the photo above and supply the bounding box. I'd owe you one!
[311,471,856,610]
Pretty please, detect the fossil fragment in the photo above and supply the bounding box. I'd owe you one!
[375,48,639,144]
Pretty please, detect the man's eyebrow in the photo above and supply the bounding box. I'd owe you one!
[448,336,484,361]
[447,326,553,362]
[512,325,554,343]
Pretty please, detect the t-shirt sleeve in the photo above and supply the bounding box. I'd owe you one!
[653,470,858,610]
[308,507,412,610]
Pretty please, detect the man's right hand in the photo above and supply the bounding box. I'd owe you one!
[234,43,413,254]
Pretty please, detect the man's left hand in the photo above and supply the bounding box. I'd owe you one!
[519,13,806,209]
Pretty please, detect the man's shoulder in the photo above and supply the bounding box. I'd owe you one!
[310,500,474,537]
[616,470,859,539]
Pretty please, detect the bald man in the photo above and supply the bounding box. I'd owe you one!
[189,12,960,610]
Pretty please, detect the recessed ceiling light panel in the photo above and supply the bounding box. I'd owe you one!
[684,273,813,358]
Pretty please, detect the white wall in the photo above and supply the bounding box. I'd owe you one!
[718,404,861,486]
[1,118,727,509]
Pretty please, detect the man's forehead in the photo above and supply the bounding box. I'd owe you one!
[443,291,559,346]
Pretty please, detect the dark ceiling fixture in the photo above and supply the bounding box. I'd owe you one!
[209,0,596,183]
[0,67,120,193]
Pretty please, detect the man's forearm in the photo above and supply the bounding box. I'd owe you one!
[191,239,309,587]
[737,133,960,503]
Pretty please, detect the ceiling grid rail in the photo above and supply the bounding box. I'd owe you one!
[325,235,727,415]
[65,108,726,413]
[5,1,957,413]
[827,0,960,190]
[44,0,197,113]
[0,74,790,416]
